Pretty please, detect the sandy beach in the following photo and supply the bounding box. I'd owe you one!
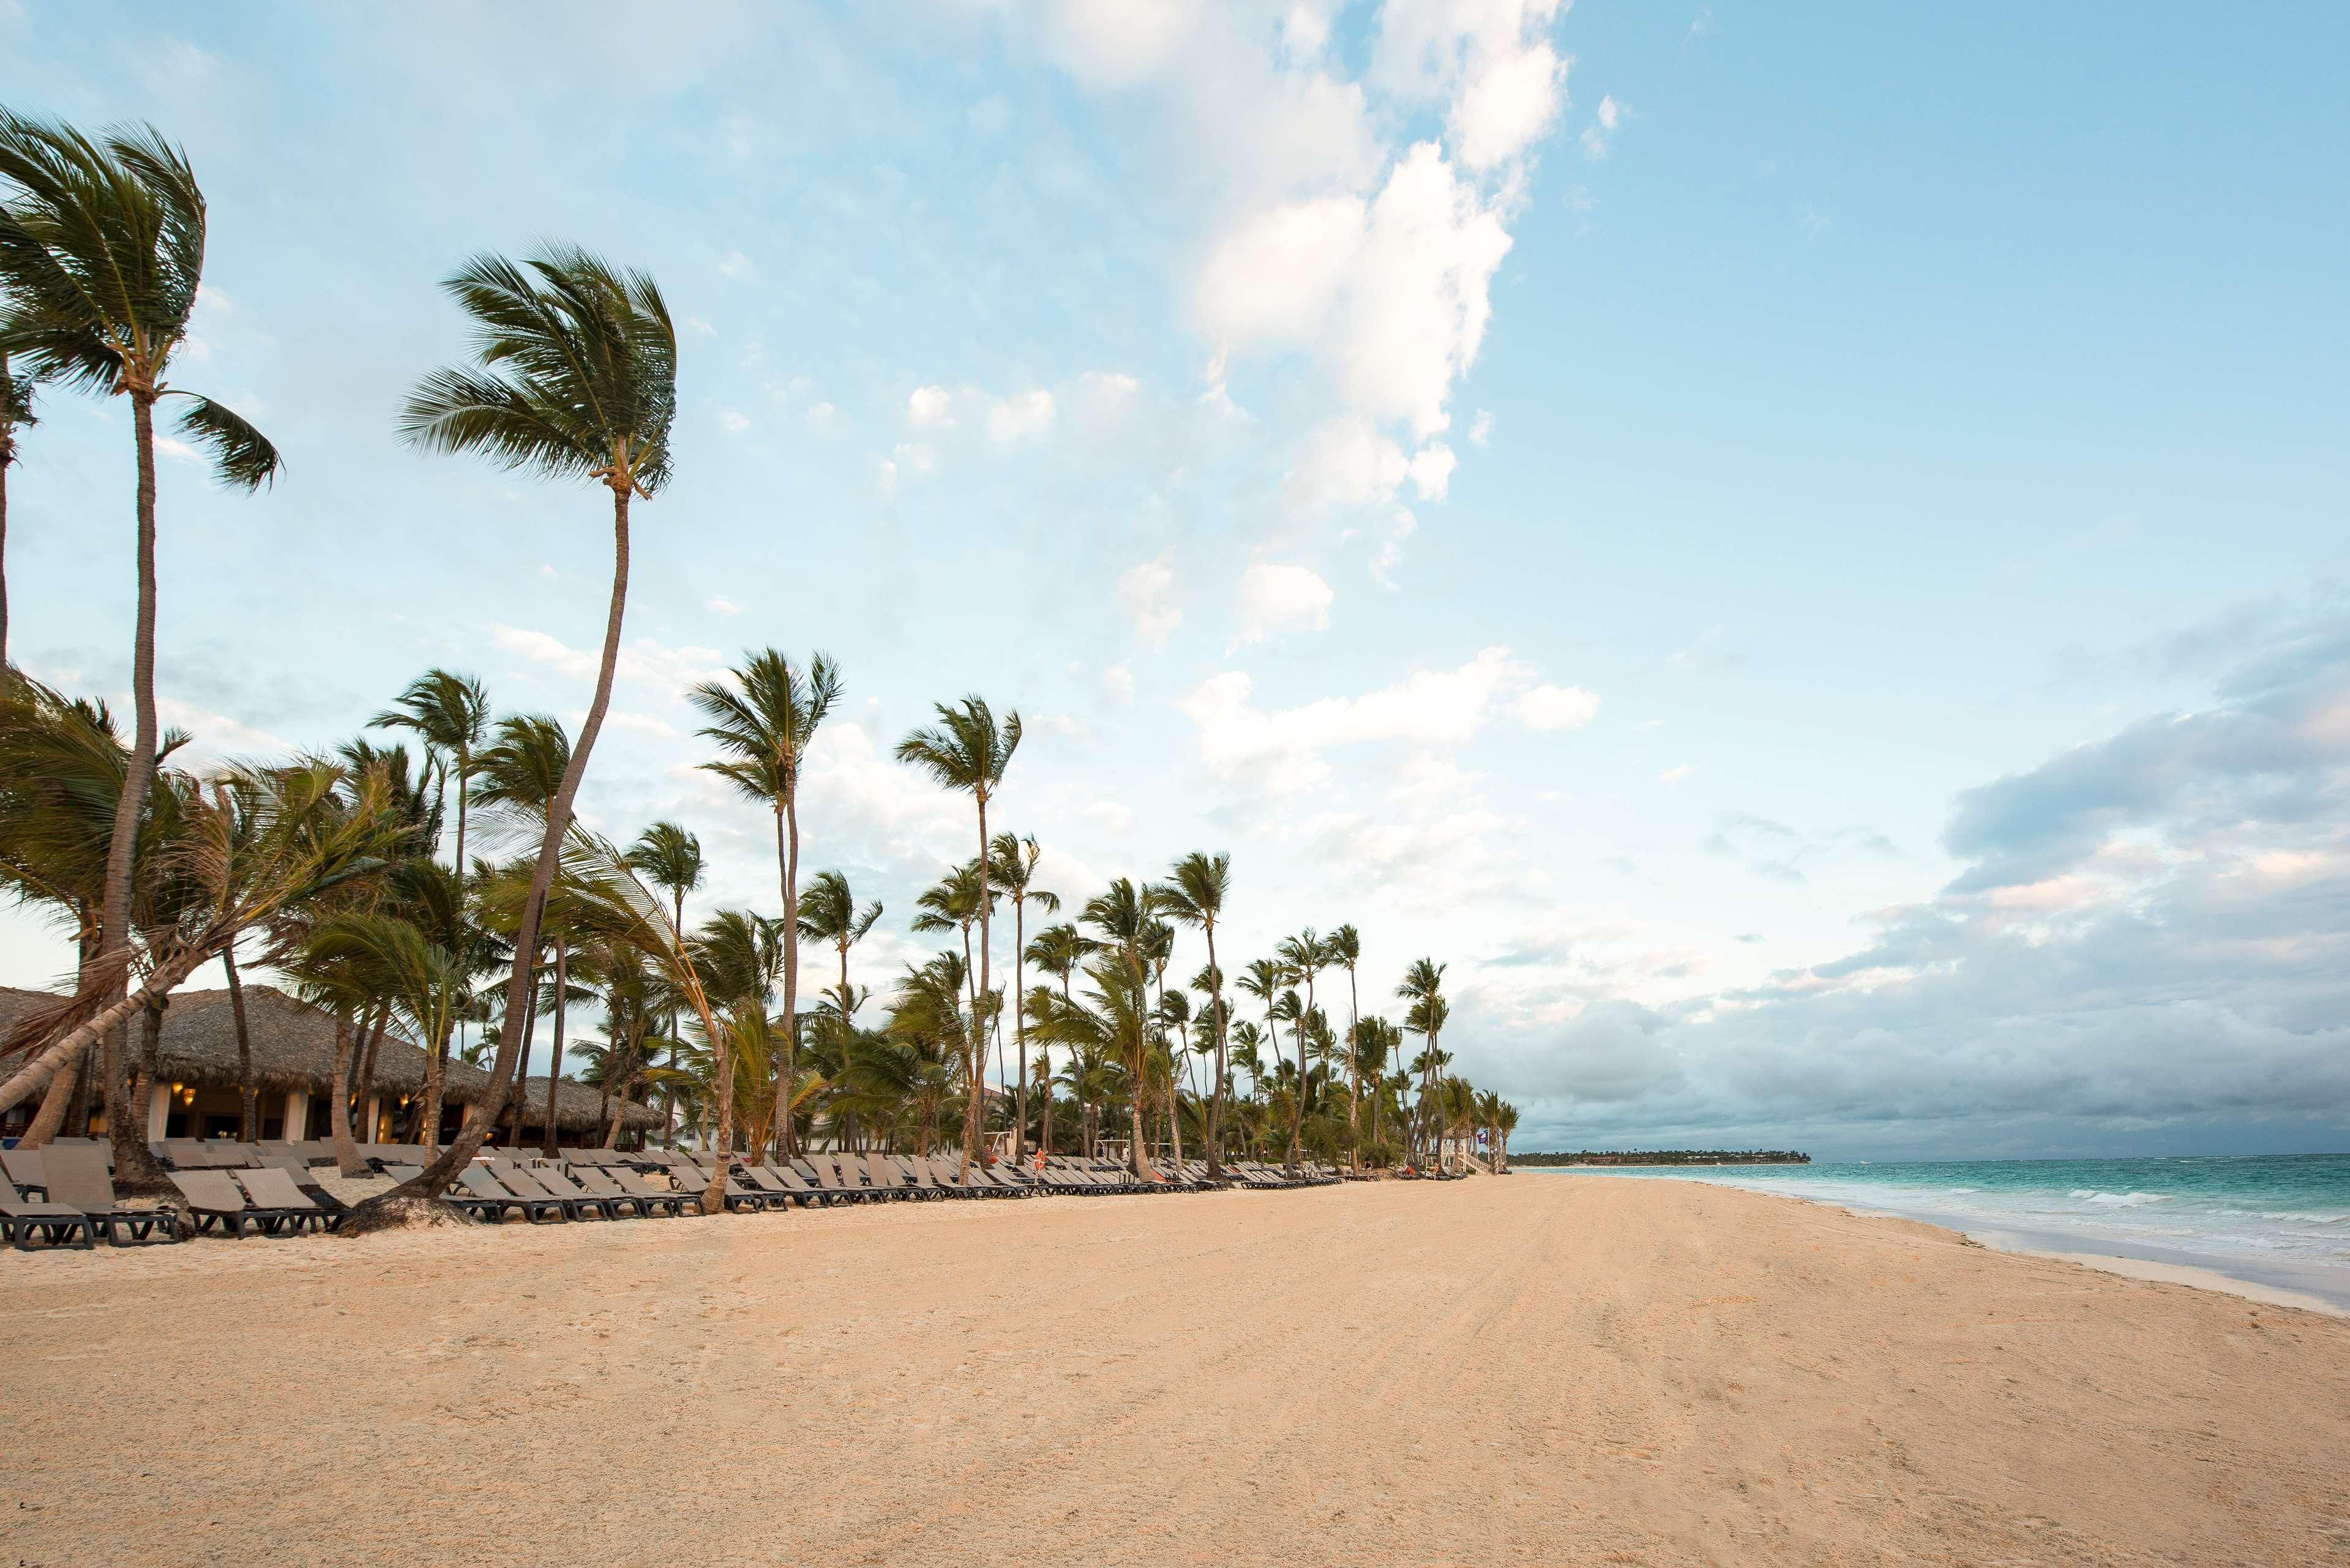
[8,1176,2349,1567]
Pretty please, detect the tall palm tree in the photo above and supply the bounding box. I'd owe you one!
[629,821,703,1146]
[373,242,676,1221]
[1276,930,1331,1170]
[0,113,285,1187]
[1156,851,1231,1177]
[796,868,881,1018]
[1396,957,1448,1167]
[0,347,36,664]
[371,670,489,1069]
[894,696,1020,1176]
[1237,957,1298,1167]
[1080,876,1165,1180]
[990,831,1057,1163]
[470,714,575,1154]
[689,648,839,1158]
[1326,923,1363,1164]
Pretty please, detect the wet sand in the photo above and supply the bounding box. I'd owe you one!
[6,1175,2348,1566]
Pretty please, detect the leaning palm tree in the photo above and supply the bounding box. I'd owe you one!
[989,831,1057,1163]
[361,242,675,1225]
[0,113,285,1184]
[0,346,37,663]
[895,696,1020,1174]
[689,648,839,1158]
[796,867,881,1017]
[1156,851,1232,1176]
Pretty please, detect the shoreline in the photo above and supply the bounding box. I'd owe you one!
[1538,1165,2350,1317]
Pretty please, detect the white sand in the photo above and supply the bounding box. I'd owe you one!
[6,1175,2348,1566]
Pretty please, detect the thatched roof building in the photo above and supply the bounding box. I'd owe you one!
[0,984,659,1142]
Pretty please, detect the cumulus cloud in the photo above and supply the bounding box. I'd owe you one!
[1178,644,1533,794]
[987,388,1055,442]
[1579,93,1628,161]
[1234,562,1334,644]
[1517,683,1599,731]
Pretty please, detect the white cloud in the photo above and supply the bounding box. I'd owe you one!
[493,625,728,696]
[708,595,742,618]
[1235,562,1334,644]
[1035,0,1202,88]
[717,249,757,278]
[907,385,956,428]
[1407,441,1456,501]
[1451,37,1566,170]
[1580,94,1629,161]
[718,409,750,434]
[987,388,1056,442]
[1118,552,1182,646]
[1469,409,1493,447]
[1659,763,1694,784]
[1517,684,1600,731]
[1101,663,1137,706]
[804,401,841,435]
[1178,646,1532,794]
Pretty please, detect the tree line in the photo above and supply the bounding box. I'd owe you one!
[0,108,1521,1224]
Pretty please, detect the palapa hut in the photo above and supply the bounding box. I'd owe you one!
[0,985,660,1148]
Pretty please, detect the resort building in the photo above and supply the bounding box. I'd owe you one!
[0,985,659,1147]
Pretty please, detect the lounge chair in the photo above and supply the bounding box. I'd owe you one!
[0,1146,48,1198]
[566,1164,662,1218]
[861,1152,914,1200]
[891,1155,941,1198]
[496,1162,614,1220]
[0,1177,94,1249]
[739,1165,817,1208]
[43,1143,179,1244]
[375,1164,500,1221]
[167,1170,302,1238]
[457,1165,566,1223]
[231,1166,339,1234]
[605,1167,694,1215]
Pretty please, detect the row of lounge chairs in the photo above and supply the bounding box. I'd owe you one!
[0,1136,1358,1249]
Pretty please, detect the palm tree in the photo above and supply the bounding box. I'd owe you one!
[796,868,881,1018]
[372,671,490,890]
[1396,957,1448,1167]
[894,696,1020,1176]
[689,648,839,1158]
[372,242,676,1222]
[1276,930,1331,1170]
[1156,851,1232,1177]
[1079,876,1165,1180]
[990,832,1058,1163]
[628,821,703,1146]
[1495,1099,1519,1173]
[1325,924,1363,1164]
[0,113,285,1186]
[0,348,37,664]
[469,714,577,1154]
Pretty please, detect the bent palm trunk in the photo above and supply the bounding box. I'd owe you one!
[362,484,634,1222]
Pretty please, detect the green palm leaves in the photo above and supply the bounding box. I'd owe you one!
[0,112,282,488]
[399,245,675,495]
[690,649,839,808]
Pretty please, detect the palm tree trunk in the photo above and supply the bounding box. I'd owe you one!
[21,1043,80,1145]
[370,482,632,1220]
[329,1011,362,1176]
[355,1007,383,1132]
[703,1020,736,1215]
[94,390,169,1192]
[225,935,256,1141]
[541,938,566,1156]
[962,789,990,1178]
[1345,966,1360,1172]
[1012,896,1027,1163]
[1203,922,1226,1178]
[769,794,798,1160]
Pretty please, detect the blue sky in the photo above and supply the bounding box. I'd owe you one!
[4,2,2345,1158]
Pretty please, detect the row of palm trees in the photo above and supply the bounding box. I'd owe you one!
[0,107,1518,1223]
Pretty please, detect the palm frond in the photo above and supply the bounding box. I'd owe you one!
[167,391,281,490]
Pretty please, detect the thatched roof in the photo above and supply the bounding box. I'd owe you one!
[0,985,658,1132]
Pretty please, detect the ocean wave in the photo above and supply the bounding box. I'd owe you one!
[2071,1189,2169,1207]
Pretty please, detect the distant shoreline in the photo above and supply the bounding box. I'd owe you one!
[1513,1151,1810,1167]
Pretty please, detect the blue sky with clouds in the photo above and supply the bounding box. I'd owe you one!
[4,2,2345,1158]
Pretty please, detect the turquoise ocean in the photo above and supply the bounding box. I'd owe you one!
[1536,1154,2350,1310]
